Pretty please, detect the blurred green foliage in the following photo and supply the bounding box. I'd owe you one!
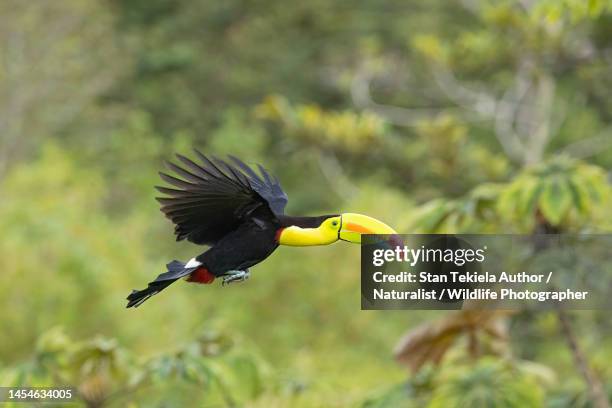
[1,0,611,406]
[1,326,269,407]
[427,358,544,408]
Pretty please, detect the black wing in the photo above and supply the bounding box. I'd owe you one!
[155,150,288,245]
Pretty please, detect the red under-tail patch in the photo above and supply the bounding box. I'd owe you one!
[187,266,215,284]
[275,227,285,243]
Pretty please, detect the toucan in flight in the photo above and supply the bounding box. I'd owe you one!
[126,151,397,308]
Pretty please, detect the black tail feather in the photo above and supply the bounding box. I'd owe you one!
[126,260,196,308]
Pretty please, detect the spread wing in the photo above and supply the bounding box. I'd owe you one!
[155,150,288,245]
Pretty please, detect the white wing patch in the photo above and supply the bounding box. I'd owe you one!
[185,258,202,268]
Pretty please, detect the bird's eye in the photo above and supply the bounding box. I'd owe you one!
[331,220,339,227]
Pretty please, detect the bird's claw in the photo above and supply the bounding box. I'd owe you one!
[222,270,250,286]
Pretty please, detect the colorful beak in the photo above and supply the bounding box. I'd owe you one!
[339,213,397,244]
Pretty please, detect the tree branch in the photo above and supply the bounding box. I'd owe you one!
[350,69,483,127]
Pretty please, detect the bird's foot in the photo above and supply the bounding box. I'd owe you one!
[222,269,250,286]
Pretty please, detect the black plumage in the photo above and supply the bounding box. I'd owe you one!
[156,151,288,244]
[127,151,292,308]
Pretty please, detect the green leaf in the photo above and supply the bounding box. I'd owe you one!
[538,179,572,225]
[566,177,589,214]
[497,182,523,218]
[470,183,503,216]
[518,177,544,217]
[413,200,452,233]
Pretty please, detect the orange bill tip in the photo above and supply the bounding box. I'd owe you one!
[345,222,374,234]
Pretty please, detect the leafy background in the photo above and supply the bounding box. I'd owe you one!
[0,0,611,406]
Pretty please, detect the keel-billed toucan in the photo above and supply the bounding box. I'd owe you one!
[126,151,397,308]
